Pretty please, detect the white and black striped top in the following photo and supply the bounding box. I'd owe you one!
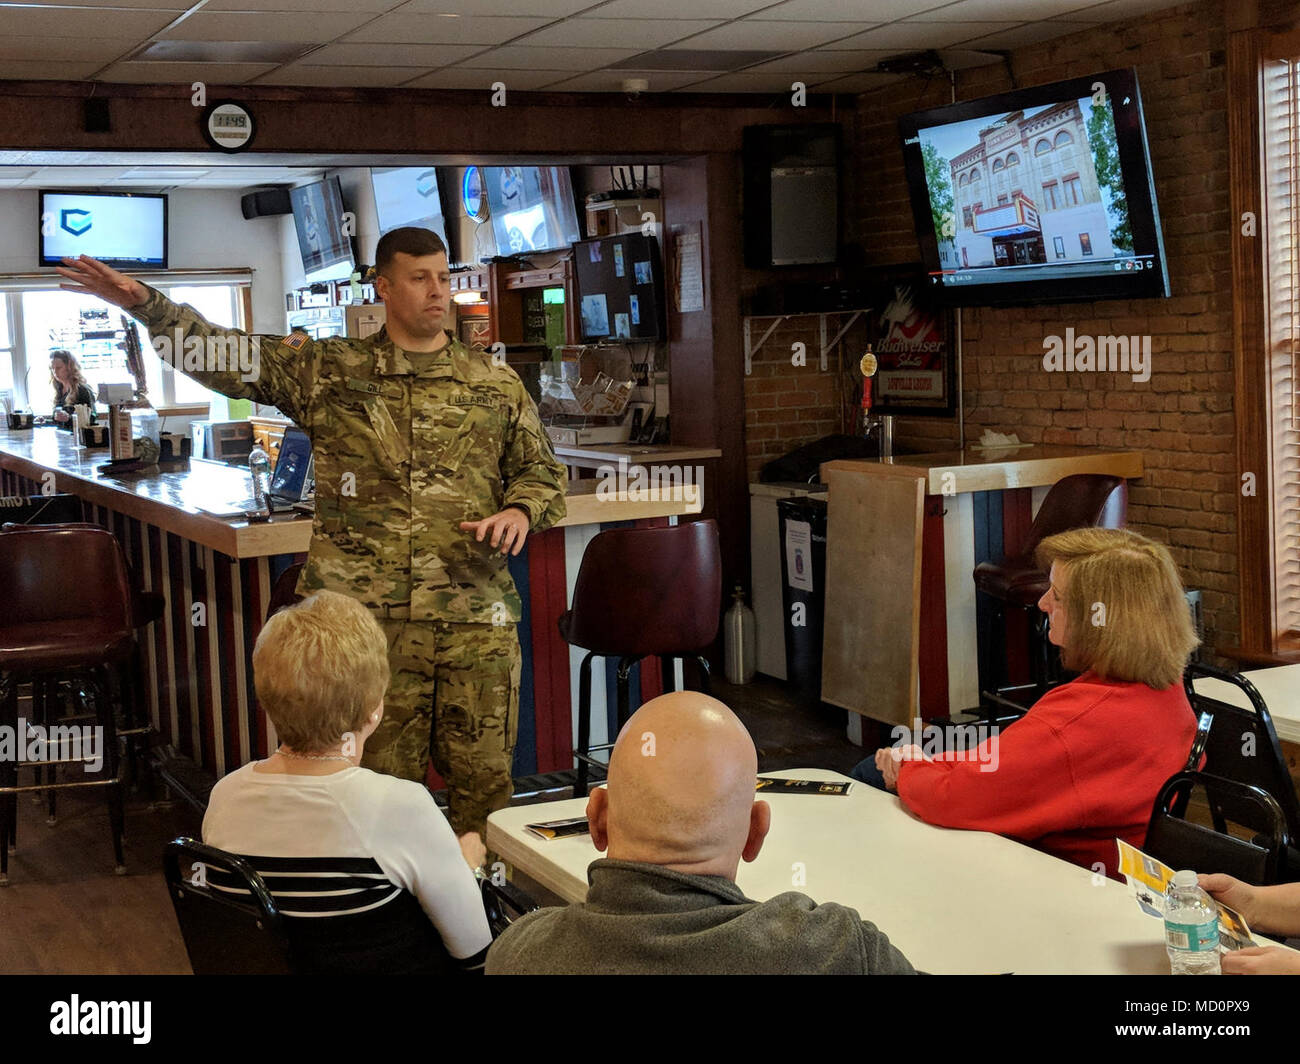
[203,763,491,973]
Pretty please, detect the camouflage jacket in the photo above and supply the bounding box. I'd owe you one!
[129,287,567,623]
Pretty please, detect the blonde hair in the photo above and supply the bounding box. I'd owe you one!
[1035,527,1198,689]
[252,590,390,752]
[49,350,88,401]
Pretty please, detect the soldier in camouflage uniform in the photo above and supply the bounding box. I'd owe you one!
[57,229,567,840]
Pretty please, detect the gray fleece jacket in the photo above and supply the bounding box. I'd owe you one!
[485,858,917,975]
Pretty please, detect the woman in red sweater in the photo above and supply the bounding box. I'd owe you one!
[851,527,1199,879]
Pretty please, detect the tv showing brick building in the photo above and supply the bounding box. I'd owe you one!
[900,68,1170,306]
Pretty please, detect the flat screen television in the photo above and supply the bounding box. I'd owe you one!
[899,68,1169,305]
[289,175,355,282]
[39,190,167,270]
[484,166,581,255]
[572,232,665,343]
[370,166,453,257]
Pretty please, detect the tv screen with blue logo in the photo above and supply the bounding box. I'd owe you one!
[39,190,168,270]
[370,166,452,256]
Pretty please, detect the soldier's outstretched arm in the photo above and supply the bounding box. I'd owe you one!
[55,254,317,424]
[499,381,567,533]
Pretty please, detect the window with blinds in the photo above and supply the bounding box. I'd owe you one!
[1264,55,1300,641]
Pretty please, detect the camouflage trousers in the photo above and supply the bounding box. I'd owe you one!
[362,620,521,839]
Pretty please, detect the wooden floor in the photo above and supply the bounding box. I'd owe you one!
[0,785,200,974]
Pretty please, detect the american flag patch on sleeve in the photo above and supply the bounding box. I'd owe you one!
[282,332,309,351]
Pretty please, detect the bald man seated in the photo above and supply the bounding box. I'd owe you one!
[486,691,916,975]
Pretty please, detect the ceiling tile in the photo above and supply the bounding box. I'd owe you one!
[541,68,709,91]
[744,48,900,73]
[665,20,876,51]
[822,21,1020,48]
[0,36,142,61]
[456,46,641,70]
[201,0,401,8]
[402,0,598,15]
[958,19,1097,48]
[0,6,180,38]
[28,167,135,183]
[754,0,939,20]
[10,0,187,6]
[0,59,103,80]
[401,67,573,89]
[159,10,375,42]
[137,40,315,62]
[1064,0,1188,18]
[611,49,781,70]
[293,41,482,65]
[99,60,279,83]
[345,13,555,45]
[584,0,783,17]
[515,18,720,48]
[907,0,1111,17]
[255,64,435,86]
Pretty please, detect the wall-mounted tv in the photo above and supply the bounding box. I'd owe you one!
[370,166,453,258]
[484,166,581,255]
[572,232,665,343]
[289,175,355,282]
[39,190,168,270]
[899,68,1169,306]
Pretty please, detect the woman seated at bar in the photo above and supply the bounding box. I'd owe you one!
[49,350,95,425]
[852,527,1198,879]
[202,589,493,973]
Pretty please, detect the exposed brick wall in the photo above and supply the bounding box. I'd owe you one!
[742,0,1239,651]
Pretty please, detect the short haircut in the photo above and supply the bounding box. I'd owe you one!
[252,590,390,752]
[375,227,447,277]
[1035,527,1198,689]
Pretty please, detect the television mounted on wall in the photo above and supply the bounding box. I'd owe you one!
[898,67,1169,306]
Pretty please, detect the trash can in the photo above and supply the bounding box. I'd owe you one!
[777,495,828,701]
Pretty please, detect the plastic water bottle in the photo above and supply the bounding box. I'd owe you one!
[248,444,272,514]
[724,585,756,685]
[1164,869,1221,974]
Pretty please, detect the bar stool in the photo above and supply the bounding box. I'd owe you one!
[0,526,135,883]
[1,521,163,802]
[558,520,722,797]
[972,473,1127,714]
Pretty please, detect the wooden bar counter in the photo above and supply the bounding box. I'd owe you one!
[0,424,703,788]
[820,444,1143,729]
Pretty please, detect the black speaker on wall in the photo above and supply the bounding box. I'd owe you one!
[240,187,293,219]
[743,123,840,268]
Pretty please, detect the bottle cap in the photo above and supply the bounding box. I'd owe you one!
[1172,869,1197,887]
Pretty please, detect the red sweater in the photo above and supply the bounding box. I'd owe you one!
[896,672,1196,877]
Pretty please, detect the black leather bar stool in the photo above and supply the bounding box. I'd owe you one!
[0,526,135,883]
[558,520,722,797]
[973,473,1127,714]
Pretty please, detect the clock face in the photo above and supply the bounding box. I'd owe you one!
[462,167,489,222]
[203,102,255,152]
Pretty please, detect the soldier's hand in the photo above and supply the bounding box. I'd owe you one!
[460,508,530,556]
[458,831,487,871]
[54,255,149,309]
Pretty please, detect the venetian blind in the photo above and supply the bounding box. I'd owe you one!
[1264,56,1300,639]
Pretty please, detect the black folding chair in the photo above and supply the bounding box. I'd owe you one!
[1145,770,1288,886]
[164,837,540,974]
[163,838,294,975]
[1183,663,1300,878]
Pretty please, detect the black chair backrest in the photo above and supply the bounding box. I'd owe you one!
[1145,771,1287,886]
[163,837,293,975]
[1183,663,1300,842]
[481,876,541,937]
